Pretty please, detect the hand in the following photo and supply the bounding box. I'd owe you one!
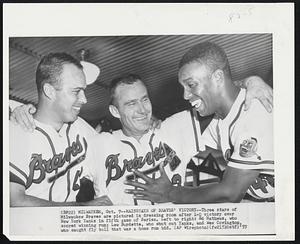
[149,115,162,130]
[10,104,36,132]
[124,162,173,203]
[86,195,113,206]
[244,76,273,112]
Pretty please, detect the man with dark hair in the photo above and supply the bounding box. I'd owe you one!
[82,73,194,205]
[11,51,274,206]
[9,52,112,206]
[125,42,274,203]
[82,70,273,205]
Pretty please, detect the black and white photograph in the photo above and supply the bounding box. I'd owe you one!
[3,3,294,241]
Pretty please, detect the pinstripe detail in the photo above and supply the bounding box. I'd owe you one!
[229,158,274,165]
[35,126,57,201]
[228,101,245,151]
[190,109,200,152]
[10,172,26,187]
[121,139,138,205]
[9,162,28,185]
[148,132,156,206]
[64,123,72,202]
[121,140,137,158]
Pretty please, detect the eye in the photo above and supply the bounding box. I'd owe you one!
[127,101,136,106]
[187,82,196,88]
[142,97,150,102]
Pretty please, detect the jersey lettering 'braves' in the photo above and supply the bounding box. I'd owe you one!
[84,110,206,205]
[202,89,274,200]
[9,117,97,202]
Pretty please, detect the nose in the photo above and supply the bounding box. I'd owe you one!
[183,88,192,100]
[79,90,87,104]
[137,102,147,114]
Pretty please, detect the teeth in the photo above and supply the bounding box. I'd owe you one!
[73,107,81,111]
[191,99,202,109]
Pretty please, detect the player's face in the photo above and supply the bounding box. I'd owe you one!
[53,63,87,123]
[178,62,218,116]
[114,80,152,138]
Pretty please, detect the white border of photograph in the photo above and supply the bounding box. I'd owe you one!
[3,3,294,241]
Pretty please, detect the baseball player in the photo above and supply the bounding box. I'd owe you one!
[82,73,273,205]
[11,66,273,206]
[9,53,112,207]
[125,42,274,203]
[82,74,203,205]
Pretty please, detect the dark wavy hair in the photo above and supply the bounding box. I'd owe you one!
[179,41,232,79]
[109,73,143,106]
[36,52,82,95]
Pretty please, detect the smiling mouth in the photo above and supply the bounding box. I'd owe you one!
[73,106,81,112]
[190,99,203,109]
[135,116,148,121]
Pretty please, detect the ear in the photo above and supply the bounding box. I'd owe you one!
[211,69,224,87]
[109,104,121,119]
[43,83,56,100]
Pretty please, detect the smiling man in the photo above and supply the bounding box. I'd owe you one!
[82,72,273,205]
[109,74,153,141]
[10,53,274,206]
[82,74,197,205]
[9,53,112,207]
[125,42,274,203]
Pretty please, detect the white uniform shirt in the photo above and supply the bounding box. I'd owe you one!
[9,117,97,202]
[84,110,205,205]
[203,89,274,200]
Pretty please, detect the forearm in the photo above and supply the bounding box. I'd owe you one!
[10,194,109,207]
[168,183,239,204]
[10,194,79,207]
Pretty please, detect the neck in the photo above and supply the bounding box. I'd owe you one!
[121,127,147,142]
[34,100,64,131]
[216,80,240,119]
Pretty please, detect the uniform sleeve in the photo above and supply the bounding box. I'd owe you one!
[160,110,201,155]
[76,117,98,138]
[9,122,29,187]
[227,101,274,174]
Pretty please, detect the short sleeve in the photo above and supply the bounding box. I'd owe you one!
[9,122,31,187]
[227,101,274,173]
[75,117,98,138]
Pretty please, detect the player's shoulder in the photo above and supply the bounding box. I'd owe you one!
[72,117,97,136]
[160,110,192,129]
[89,131,116,148]
[166,110,191,121]
[73,116,93,129]
[242,100,273,121]
[9,121,32,138]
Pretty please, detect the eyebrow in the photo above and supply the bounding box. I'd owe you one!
[181,78,193,83]
[124,99,137,105]
[72,87,86,90]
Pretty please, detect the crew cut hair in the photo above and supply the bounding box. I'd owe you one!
[179,41,232,78]
[109,73,143,106]
[36,52,83,95]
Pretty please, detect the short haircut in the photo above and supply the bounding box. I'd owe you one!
[36,52,83,95]
[179,41,231,78]
[109,73,143,106]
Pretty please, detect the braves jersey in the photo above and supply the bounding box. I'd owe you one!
[84,110,205,205]
[202,89,274,200]
[9,117,97,202]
